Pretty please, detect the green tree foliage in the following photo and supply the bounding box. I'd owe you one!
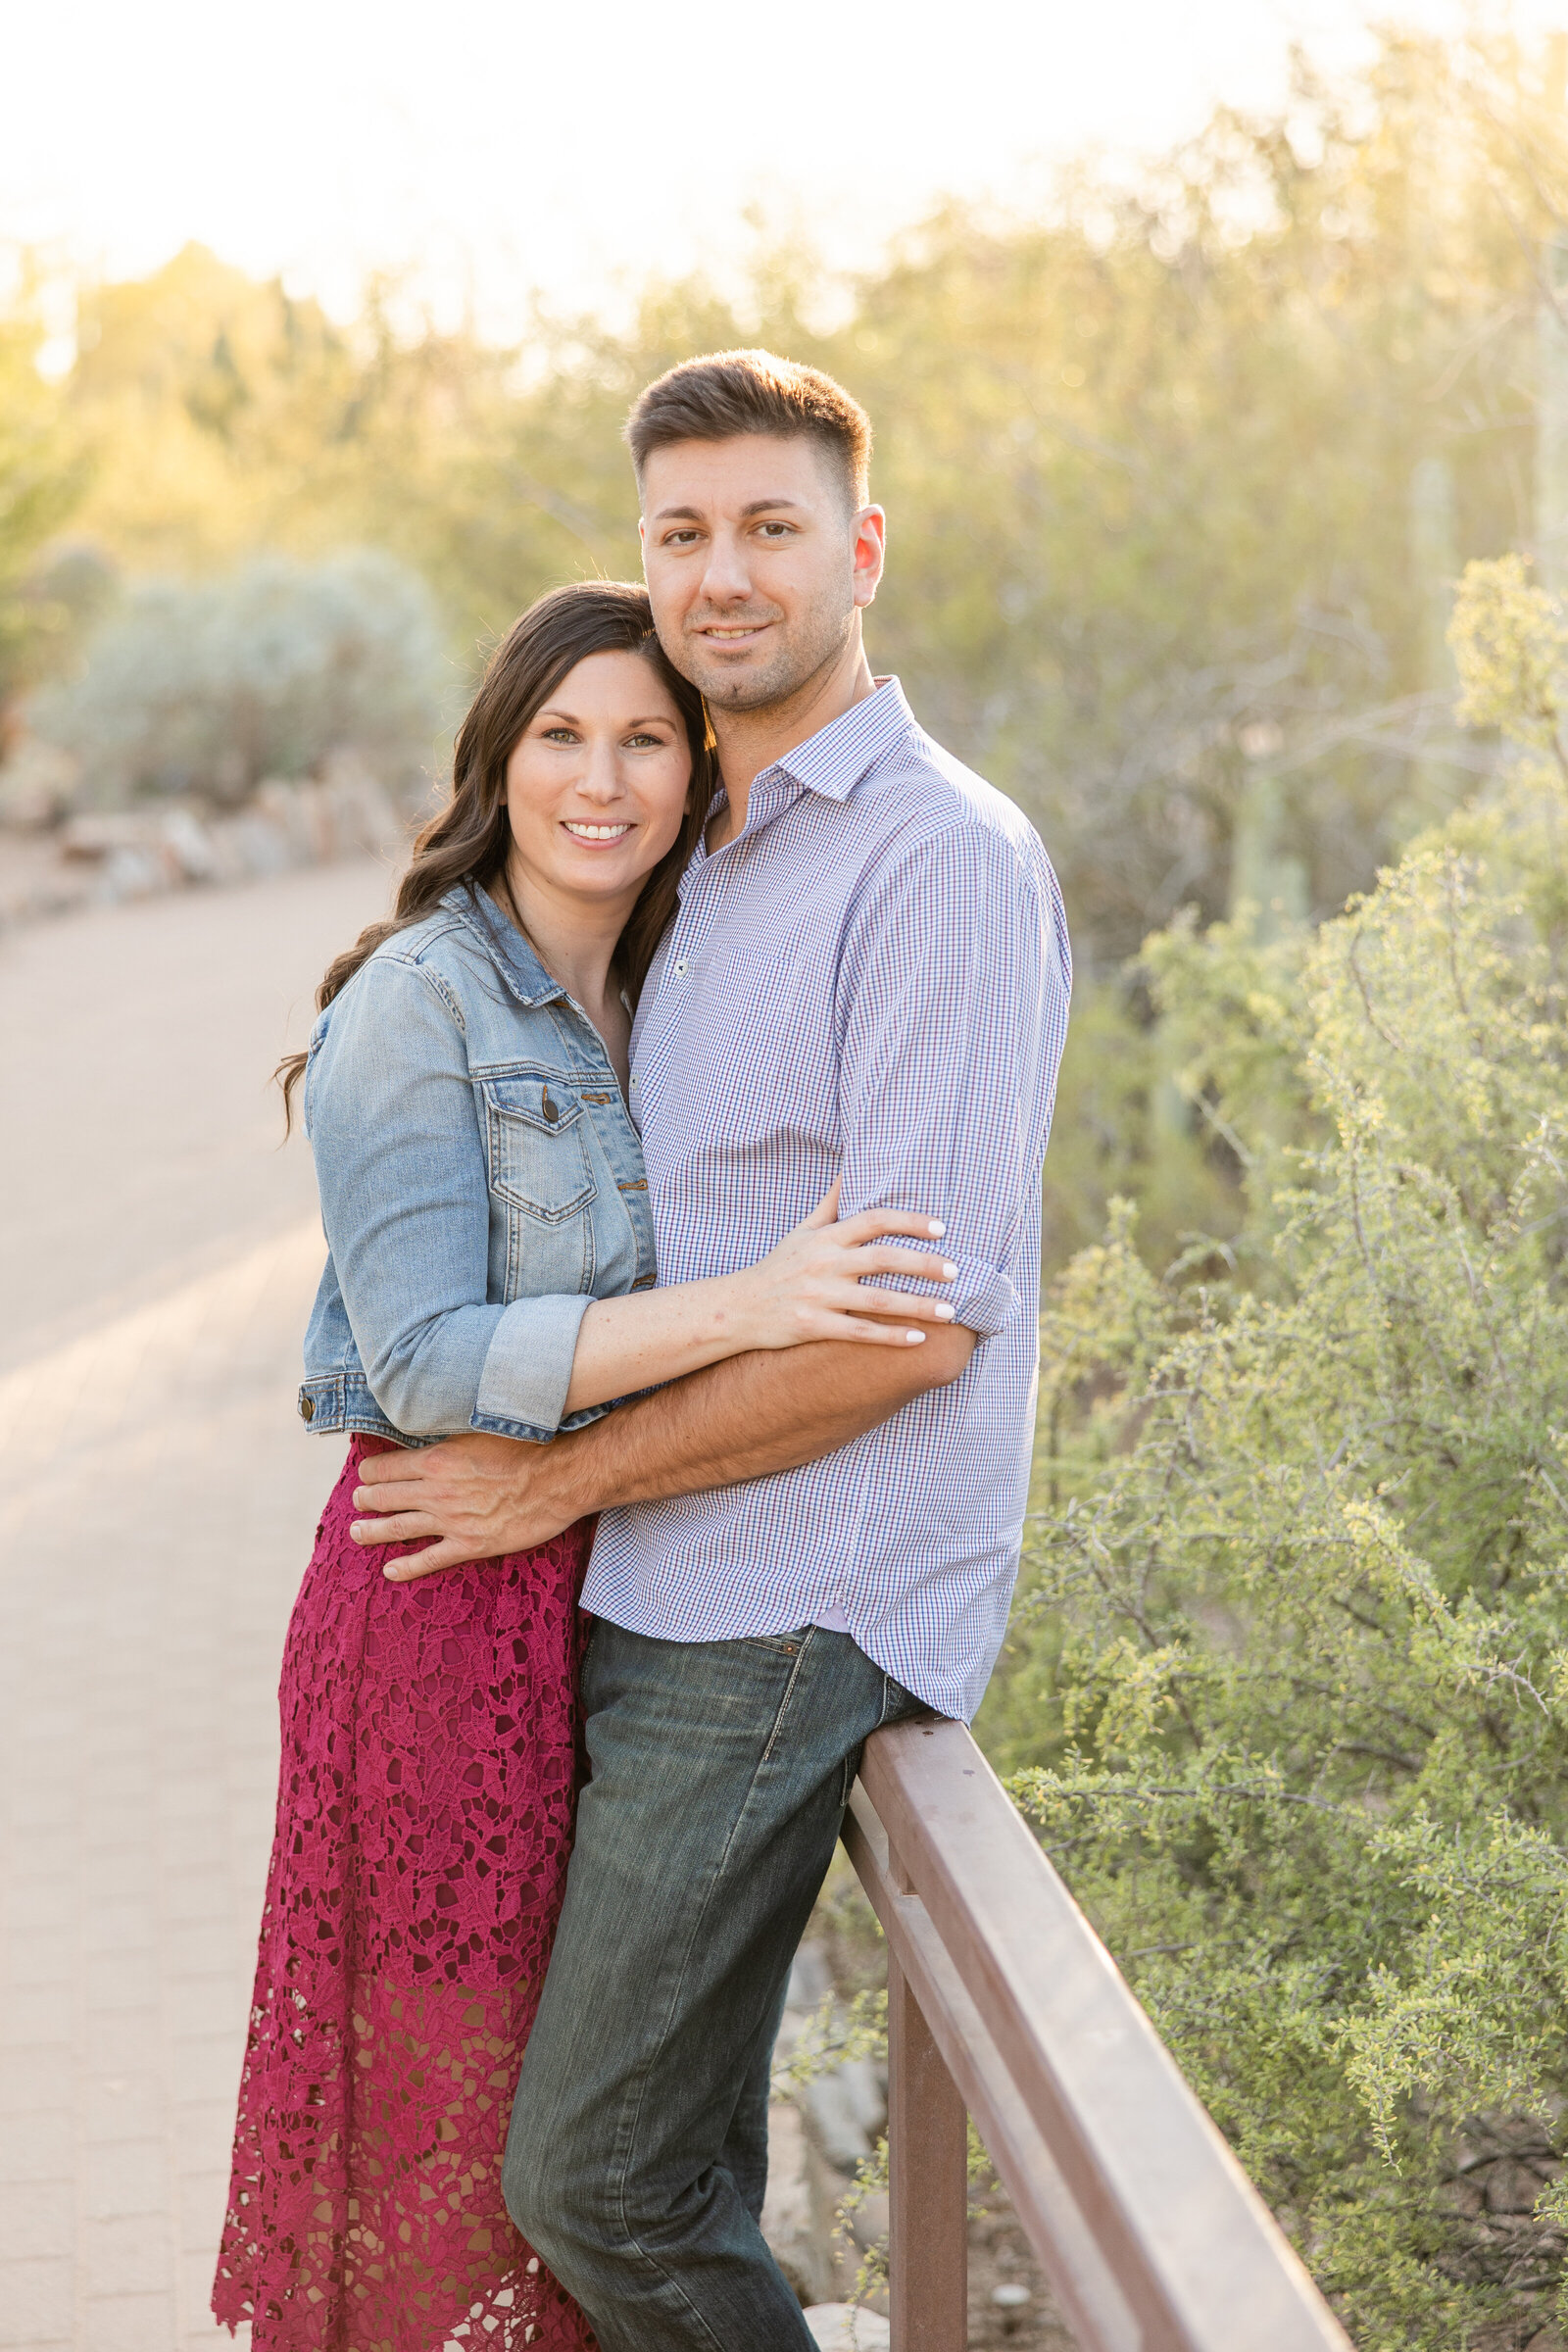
[12,31,1560,950]
[49,33,1568,961]
[978,560,1568,2344]
[28,550,445,806]
[14,32,1568,1270]
[0,303,84,707]
[24,27,1566,1275]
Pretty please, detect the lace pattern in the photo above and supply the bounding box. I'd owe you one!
[214,1440,598,2351]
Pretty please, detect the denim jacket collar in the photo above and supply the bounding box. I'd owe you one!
[441,884,564,1010]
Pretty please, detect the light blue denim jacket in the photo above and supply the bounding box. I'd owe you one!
[298,884,656,1445]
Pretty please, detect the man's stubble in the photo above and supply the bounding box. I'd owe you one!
[663,577,858,718]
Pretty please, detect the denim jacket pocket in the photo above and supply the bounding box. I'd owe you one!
[480,1075,599,1297]
[482,1078,597,1219]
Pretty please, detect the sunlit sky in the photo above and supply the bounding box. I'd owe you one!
[5,0,1565,344]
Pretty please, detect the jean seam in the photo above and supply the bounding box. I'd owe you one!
[600,1641,814,2344]
[759,1631,813,1768]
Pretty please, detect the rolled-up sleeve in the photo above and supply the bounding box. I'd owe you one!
[833,822,1071,1338]
[307,956,603,1441]
[475,1290,595,1436]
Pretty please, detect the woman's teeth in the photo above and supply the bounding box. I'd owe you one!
[564,822,632,841]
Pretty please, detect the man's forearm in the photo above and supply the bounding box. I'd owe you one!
[352,1324,976,1577]
[554,1325,976,1516]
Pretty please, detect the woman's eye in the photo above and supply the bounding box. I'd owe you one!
[626,732,664,750]
[541,727,577,743]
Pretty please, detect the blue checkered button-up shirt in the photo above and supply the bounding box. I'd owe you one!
[582,679,1071,1721]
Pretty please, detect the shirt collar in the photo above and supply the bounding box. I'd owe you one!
[772,675,916,802]
[674,677,920,894]
[443,882,564,1008]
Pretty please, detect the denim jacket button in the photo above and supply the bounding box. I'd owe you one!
[299,1395,315,1422]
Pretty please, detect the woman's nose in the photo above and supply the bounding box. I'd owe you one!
[575,738,628,804]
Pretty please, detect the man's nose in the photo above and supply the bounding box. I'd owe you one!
[698,526,753,607]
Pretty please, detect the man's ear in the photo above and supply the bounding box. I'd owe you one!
[853,505,887,611]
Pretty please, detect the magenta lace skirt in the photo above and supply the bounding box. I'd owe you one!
[214,1439,599,2351]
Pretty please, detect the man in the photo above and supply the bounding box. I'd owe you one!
[352,351,1071,2349]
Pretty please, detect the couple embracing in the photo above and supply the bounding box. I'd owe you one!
[213,351,1070,2352]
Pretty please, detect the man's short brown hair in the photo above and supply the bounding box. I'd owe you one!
[626,349,872,511]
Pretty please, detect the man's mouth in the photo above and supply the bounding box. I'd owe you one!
[696,621,771,644]
[563,821,633,842]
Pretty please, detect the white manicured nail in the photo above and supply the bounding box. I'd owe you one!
[906,1330,925,1344]
[928,1220,946,1236]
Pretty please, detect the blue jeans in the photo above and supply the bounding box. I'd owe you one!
[502,1620,927,2351]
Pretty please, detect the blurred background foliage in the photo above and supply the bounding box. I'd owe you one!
[27,551,444,808]
[8,28,1568,1264]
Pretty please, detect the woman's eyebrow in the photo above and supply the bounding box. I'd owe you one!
[534,706,675,729]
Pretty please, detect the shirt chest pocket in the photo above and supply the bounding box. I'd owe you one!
[481,1077,597,1218]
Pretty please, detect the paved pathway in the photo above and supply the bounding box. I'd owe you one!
[1,862,392,2350]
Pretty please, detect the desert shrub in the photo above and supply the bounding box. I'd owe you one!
[28,548,444,806]
[974,560,1568,2346]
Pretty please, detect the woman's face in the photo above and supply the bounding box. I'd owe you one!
[505,649,693,912]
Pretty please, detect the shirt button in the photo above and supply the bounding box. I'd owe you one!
[672,957,688,976]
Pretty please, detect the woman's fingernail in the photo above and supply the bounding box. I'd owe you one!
[935,1303,956,1319]
[941,1261,957,1279]
[928,1220,946,1236]
[906,1329,926,1344]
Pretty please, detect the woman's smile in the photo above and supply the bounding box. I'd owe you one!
[562,819,635,843]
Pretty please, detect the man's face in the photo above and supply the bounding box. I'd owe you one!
[639,433,885,711]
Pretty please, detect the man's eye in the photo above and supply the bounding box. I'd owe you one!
[757,521,794,538]
[664,529,701,547]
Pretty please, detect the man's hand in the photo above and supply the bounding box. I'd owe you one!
[353,1432,586,1581]
[354,1323,976,1583]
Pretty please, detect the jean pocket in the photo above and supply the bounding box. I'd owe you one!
[744,1628,812,1658]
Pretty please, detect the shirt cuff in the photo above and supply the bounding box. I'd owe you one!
[473,1291,595,1439]
[945,1255,1019,1339]
[868,1252,1019,1340]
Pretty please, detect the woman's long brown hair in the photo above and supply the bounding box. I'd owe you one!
[277,580,715,1129]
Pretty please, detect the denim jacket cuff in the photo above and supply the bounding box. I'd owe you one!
[474,1291,596,1438]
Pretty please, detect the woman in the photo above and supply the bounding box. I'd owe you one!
[212,582,955,2352]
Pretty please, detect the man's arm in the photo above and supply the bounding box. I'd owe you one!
[352,1324,975,1580]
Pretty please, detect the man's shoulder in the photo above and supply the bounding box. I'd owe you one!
[858,725,1055,889]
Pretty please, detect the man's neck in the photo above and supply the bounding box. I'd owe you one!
[707,635,878,849]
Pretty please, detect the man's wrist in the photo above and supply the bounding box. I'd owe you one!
[543,1420,612,1522]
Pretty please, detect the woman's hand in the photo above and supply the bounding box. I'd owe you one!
[727,1183,958,1350]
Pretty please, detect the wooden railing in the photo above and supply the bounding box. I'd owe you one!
[844,1719,1352,2352]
